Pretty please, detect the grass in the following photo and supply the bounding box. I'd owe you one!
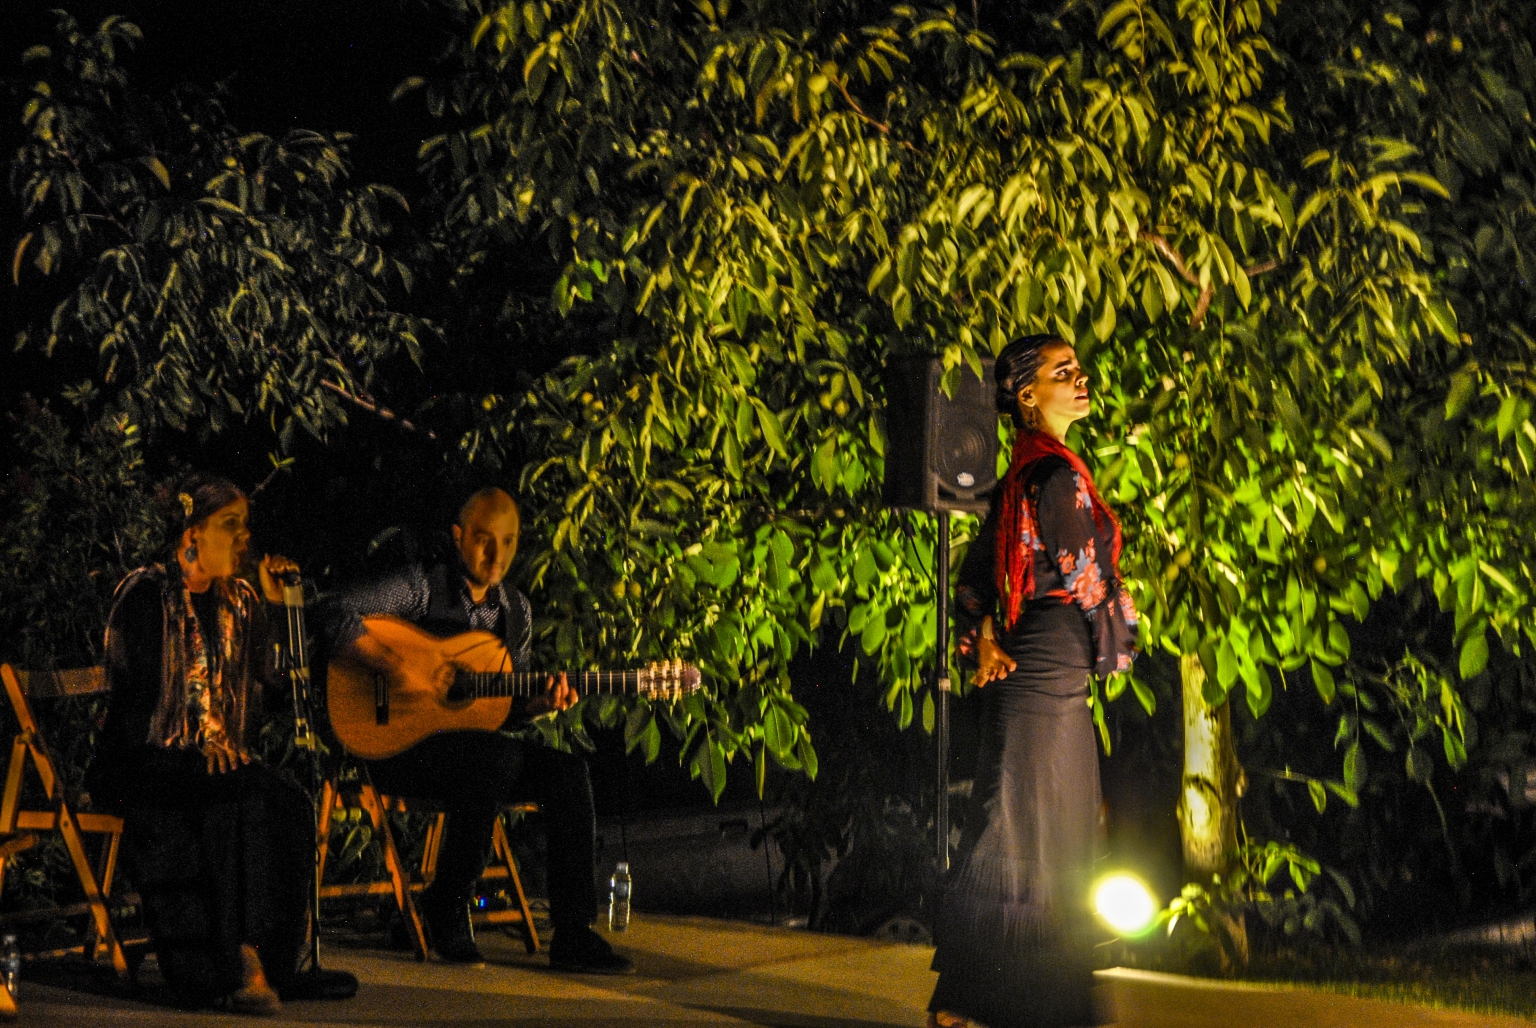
[1238,939,1536,1020]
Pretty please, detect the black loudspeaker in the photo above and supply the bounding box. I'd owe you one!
[882,357,999,513]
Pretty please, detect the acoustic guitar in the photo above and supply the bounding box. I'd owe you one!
[327,616,702,760]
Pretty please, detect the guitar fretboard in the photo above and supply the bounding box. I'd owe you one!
[459,670,648,699]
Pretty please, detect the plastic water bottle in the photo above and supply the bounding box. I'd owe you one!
[608,862,632,932]
[2,933,19,999]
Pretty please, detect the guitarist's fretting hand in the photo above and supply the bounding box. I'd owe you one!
[523,672,575,717]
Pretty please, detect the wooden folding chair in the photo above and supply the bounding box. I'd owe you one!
[0,665,130,975]
[316,768,539,960]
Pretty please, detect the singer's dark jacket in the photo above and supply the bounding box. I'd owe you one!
[86,572,282,809]
[85,567,309,1002]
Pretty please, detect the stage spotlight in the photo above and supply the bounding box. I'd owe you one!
[1093,873,1157,937]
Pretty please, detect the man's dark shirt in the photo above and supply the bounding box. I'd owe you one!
[322,560,534,672]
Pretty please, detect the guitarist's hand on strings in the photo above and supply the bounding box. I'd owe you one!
[525,672,576,717]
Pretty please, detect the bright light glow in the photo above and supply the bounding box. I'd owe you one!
[1093,873,1157,937]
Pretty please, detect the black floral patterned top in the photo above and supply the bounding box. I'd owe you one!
[956,456,1138,678]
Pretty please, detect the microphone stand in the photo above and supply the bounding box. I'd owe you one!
[278,570,326,975]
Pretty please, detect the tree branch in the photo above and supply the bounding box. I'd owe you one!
[1141,230,1200,288]
[321,379,437,440]
[831,76,920,153]
[1140,231,1284,330]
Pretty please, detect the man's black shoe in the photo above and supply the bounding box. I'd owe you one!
[418,892,486,965]
[279,968,359,1001]
[548,926,635,975]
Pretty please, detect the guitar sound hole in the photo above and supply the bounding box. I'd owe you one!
[444,672,471,704]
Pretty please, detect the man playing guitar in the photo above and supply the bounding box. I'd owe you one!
[321,487,632,973]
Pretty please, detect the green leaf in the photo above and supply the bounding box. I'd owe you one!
[1405,747,1433,784]
[690,727,727,802]
[1343,740,1366,791]
[1459,632,1489,680]
[764,704,795,757]
[860,613,887,654]
[1326,782,1360,808]
[1311,660,1336,704]
[1307,779,1327,813]
[751,399,789,458]
[853,547,879,589]
[1093,291,1117,342]
[1130,675,1156,716]
[724,430,743,478]
[141,155,170,189]
[1444,368,1478,420]
[1496,394,1521,442]
[798,732,819,780]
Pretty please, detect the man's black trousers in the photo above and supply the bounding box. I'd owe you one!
[367,731,599,932]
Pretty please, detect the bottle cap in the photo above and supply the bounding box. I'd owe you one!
[616,862,630,873]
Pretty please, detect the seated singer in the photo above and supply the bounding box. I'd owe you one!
[87,475,353,1014]
[321,486,632,973]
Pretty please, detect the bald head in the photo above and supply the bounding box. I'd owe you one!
[458,487,518,528]
[452,488,520,600]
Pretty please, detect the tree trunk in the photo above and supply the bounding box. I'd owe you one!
[1177,652,1248,970]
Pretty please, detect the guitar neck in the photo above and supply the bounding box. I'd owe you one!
[462,670,646,699]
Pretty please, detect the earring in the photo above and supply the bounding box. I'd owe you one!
[185,544,198,564]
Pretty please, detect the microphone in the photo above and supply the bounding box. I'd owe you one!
[278,569,304,608]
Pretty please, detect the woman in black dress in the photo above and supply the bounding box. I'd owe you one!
[928,335,1138,1028]
[88,475,318,1014]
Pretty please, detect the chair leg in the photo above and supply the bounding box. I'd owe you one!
[97,830,121,898]
[361,787,429,962]
[419,813,447,885]
[56,803,126,976]
[492,816,539,953]
[0,738,29,904]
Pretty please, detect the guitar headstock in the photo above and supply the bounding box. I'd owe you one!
[638,659,703,701]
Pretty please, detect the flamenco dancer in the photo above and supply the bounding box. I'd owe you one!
[928,335,1139,1028]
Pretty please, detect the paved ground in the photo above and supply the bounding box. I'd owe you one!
[13,915,1536,1027]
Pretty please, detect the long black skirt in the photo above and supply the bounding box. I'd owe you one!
[929,601,1110,1028]
[119,754,312,1003]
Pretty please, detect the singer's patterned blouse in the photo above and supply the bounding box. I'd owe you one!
[956,456,1138,678]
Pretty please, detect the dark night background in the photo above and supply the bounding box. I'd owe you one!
[1,1,589,578]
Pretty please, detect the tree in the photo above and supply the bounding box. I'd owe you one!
[10,12,434,447]
[405,0,1453,877]
[1229,0,1536,926]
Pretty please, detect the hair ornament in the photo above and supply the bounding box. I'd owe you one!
[178,492,195,518]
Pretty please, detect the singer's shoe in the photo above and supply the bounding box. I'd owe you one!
[548,926,634,975]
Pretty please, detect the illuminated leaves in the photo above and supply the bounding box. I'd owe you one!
[11,12,432,445]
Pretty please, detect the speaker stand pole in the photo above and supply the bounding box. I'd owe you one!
[934,509,951,872]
